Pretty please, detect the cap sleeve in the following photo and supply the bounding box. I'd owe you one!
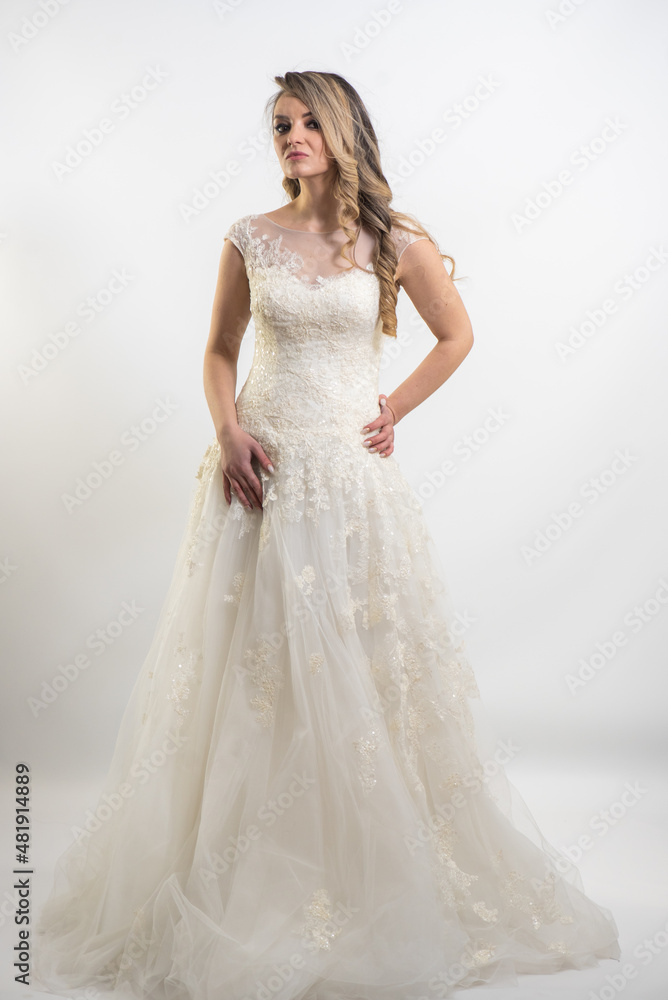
[390,225,430,262]
[224,216,251,259]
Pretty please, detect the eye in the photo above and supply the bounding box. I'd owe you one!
[273,120,320,134]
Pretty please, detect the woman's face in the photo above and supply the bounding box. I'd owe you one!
[272,95,334,181]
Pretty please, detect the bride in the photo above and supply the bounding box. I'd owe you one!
[34,69,620,1000]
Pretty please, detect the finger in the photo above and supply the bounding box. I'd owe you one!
[379,403,396,425]
[244,467,264,508]
[250,483,263,509]
[369,434,394,455]
[379,396,395,421]
[362,409,390,432]
[230,480,247,508]
[247,472,265,509]
[239,461,264,509]
[243,477,263,509]
[221,466,233,506]
[231,478,254,510]
[361,420,391,443]
[364,427,393,448]
[229,462,262,509]
[250,444,275,476]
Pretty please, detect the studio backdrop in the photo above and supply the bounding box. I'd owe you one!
[1,1,667,996]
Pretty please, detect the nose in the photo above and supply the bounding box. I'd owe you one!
[284,122,306,145]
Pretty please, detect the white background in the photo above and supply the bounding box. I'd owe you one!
[1,0,667,997]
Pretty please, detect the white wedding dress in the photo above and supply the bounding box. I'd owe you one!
[34,213,620,1000]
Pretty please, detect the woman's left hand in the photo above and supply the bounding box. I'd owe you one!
[361,394,396,458]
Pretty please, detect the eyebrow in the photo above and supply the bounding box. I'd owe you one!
[273,111,315,121]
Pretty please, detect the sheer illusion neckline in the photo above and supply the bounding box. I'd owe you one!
[259,214,359,235]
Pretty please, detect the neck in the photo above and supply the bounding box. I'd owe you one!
[287,176,343,230]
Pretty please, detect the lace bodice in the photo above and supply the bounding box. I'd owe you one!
[223,213,427,466]
[225,212,425,285]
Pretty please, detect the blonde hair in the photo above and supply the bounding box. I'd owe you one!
[265,70,456,338]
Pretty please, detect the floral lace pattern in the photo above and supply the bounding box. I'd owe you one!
[297,888,343,952]
[243,634,284,728]
[212,216,487,771]
[295,564,316,596]
[309,652,324,675]
[223,572,245,606]
[352,729,381,793]
[166,632,201,730]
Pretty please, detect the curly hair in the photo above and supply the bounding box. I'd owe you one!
[264,70,456,338]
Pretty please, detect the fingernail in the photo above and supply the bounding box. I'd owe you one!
[268,464,274,474]
[369,447,377,453]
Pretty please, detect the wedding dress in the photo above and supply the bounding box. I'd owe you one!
[34,213,620,1000]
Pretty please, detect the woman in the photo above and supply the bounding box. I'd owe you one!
[35,70,620,1000]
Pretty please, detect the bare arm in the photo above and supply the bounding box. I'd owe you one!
[203,239,250,436]
[363,238,474,458]
[203,240,273,509]
[388,238,474,421]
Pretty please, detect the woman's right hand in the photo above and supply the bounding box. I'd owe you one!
[218,426,274,510]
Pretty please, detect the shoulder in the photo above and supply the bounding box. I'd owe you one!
[389,219,432,262]
[388,217,440,289]
[388,219,450,295]
[223,214,263,257]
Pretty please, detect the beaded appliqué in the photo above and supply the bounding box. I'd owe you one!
[467,944,497,966]
[352,729,380,792]
[223,572,245,605]
[431,830,478,909]
[166,632,201,729]
[245,227,305,280]
[493,860,576,933]
[336,585,366,633]
[298,888,342,952]
[295,564,316,596]
[309,652,324,675]
[243,635,284,727]
[472,900,499,924]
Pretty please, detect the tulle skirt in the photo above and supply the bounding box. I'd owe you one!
[34,437,620,999]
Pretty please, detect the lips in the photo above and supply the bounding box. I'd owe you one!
[287,152,307,160]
